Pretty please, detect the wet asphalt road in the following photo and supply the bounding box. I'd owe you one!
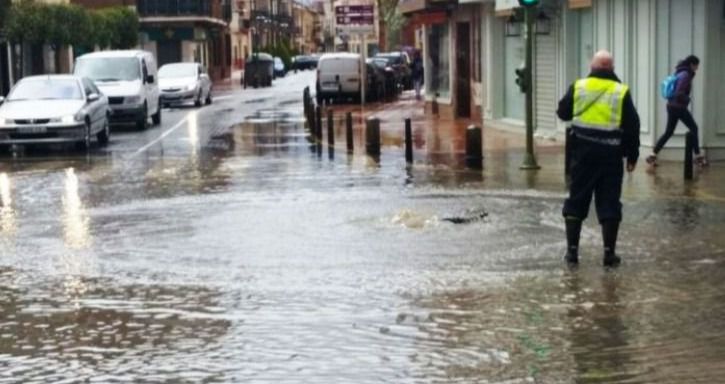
[1,71,725,383]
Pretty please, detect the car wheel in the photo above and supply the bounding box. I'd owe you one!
[79,120,92,150]
[151,102,162,126]
[136,103,148,130]
[205,89,212,105]
[97,116,110,146]
[194,91,202,107]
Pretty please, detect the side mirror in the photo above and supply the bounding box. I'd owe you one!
[87,93,100,102]
[146,75,155,84]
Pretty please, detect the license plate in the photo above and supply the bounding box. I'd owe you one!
[18,126,47,134]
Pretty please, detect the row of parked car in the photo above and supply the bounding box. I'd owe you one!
[0,50,215,150]
[315,51,414,105]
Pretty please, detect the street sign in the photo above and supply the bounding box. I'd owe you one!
[335,4,375,31]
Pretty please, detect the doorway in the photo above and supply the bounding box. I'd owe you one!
[157,40,182,67]
[456,22,471,118]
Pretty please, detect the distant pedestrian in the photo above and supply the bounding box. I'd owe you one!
[647,55,707,167]
[557,50,641,267]
[412,52,424,100]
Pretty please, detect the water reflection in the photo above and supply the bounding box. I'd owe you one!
[62,168,91,249]
[0,172,16,235]
[564,272,636,382]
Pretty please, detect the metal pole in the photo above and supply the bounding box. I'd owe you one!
[684,131,694,180]
[365,117,380,156]
[360,32,366,107]
[520,6,540,170]
[465,125,483,169]
[327,109,334,148]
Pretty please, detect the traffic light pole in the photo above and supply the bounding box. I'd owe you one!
[520,5,540,170]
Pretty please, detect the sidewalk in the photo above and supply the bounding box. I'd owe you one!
[324,91,725,203]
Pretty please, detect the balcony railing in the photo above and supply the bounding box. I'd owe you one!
[138,0,220,19]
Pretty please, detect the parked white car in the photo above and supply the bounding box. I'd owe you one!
[316,53,363,104]
[0,75,110,149]
[74,50,161,130]
[158,62,212,108]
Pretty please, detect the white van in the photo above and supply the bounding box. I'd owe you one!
[316,53,363,103]
[74,50,161,130]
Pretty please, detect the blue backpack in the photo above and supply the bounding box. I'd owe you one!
[660,74,678,100]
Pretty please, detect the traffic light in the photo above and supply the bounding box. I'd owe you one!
[518,0,539,6]
[515,66,528,93]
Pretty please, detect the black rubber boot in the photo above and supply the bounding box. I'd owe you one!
[565,218,582,266]
[602,220,622,267]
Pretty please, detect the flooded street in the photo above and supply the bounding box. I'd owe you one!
[1,71,725,383]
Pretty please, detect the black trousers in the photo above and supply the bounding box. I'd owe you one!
[654,106,701,155]
[563,156,624,224]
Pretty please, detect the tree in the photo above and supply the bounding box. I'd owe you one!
[377,0,406,50]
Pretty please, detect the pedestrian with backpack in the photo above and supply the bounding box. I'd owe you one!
[647,55,708,167]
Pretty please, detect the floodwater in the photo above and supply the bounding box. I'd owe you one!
[1,71,725,383]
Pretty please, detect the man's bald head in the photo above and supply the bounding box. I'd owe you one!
[591,50,614,71]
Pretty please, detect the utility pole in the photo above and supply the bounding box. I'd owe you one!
[517,0,540,170]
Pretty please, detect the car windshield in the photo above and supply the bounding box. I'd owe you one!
[377,54,403,65]
[159,63,197,79]
[274,58,283,65]
[75,57,141,82]
[7,79,82,101]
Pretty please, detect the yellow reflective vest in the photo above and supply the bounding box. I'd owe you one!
[572,78,629,131]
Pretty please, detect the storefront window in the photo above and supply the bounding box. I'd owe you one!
[426,23,450,99]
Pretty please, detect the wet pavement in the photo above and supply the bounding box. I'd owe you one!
[1,71,725,383]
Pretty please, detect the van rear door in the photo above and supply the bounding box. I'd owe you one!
[319,57,360,94]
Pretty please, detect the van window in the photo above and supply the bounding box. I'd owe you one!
[75,58,141,82]
[142,60,149,80]
[319,58,359,73]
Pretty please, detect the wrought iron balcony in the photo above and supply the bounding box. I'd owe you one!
[138,0,224,19]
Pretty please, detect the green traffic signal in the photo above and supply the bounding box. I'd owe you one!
[518,0,539,6]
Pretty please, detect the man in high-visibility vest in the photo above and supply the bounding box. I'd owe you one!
[557,50,641,267]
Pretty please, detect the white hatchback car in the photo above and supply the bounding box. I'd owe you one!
[0,75,110,150]
[158,62,212,108]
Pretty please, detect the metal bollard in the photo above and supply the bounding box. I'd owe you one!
[327,109,334,147]
[346,112,353,153]
[465,125,483,168]
[684,131,693,180]
[404,118,413,164]
[431,92,440,116]
[315,105,322,141]
[365,118,381,156]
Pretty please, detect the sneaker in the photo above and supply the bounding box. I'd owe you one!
[695,155,709,168]
[645,154,657,166]
[564,252,579,266]
[603,252,621,268]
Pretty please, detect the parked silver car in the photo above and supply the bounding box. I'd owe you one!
[158,62,212,108]
[0,75,110,150]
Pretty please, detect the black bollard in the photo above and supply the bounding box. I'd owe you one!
[465,125,483,168]
[365,118,381,156]
[315,105,323,141]
[346,112,353,153]
[404,118,413,164]
[684,131,693,180]
[327,109,334,148]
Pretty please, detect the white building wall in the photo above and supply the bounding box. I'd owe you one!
[483,0,725,158]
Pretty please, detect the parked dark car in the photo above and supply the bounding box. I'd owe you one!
[292,55,318,71]
[243,53,274,88]
[375,51,413,90]
[370,58,401,99]
[365,59,386,102]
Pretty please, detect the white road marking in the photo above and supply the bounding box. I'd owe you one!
[128,113,192,159]
[213,94,234,101]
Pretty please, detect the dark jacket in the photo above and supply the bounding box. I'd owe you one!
[557,70,641,165]
[668,62,695,109]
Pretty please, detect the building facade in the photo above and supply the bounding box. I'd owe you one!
[292,1,323,54]
[402,0,725,160]
[230,0,253,68]
[485,0,725,159]
[136,0,233,81]
[250,0,295,49]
